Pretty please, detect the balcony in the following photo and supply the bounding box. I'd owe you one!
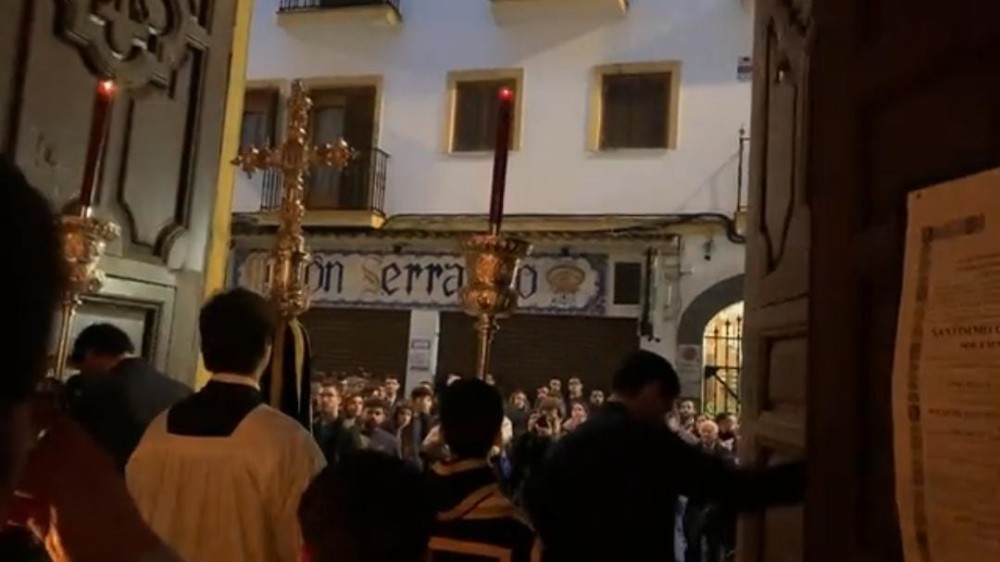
[491,0,628,24]
[251,148,389,229]
[278,0,402,26]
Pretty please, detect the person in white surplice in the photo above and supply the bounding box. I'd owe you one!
[126,288,326,562]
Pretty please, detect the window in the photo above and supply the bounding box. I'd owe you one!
[612,262,643,305]
[239,88,279,150]
[590,62,681,151]
[307,85,379,210]
[446,69,524,153]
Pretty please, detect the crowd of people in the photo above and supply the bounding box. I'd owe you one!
[0,158,804,562]
[309,371,744,562]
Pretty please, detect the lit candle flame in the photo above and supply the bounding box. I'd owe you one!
[98,80,116,97]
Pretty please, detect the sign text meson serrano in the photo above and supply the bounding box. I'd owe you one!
[232,250,607,315]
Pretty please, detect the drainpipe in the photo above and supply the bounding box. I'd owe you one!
[639,247,663,342]
[736,126,750,217]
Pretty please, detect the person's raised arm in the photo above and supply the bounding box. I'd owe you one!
[653,425,806,511]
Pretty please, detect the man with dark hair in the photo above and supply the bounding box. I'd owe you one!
[313,378,362,465]
[405,385,434,468]
[383,375,402,409]
[298,451,435,562]
[428,379,540,562]
[358,397,400,457]
[127,288,325,562]
[525,350,805,562]
[69,323,135,371]
[0,157,182,561]
[67,323,191,472]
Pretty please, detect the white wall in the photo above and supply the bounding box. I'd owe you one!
[241,0,753,216]
[640,233,744,362]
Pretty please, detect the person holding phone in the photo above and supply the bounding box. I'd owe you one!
[509,398,561,503]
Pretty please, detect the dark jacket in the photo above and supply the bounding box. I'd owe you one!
[313,417,362,465]
[428,459,541,562]
[524,403,805,562]
[509,432,555,500]
[69,358,191,473]
[360,426,401,457]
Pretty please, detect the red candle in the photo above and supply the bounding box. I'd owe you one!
[79,79,116,209]
[488,87,514,236]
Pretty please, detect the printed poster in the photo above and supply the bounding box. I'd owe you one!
[891,169,1000,562]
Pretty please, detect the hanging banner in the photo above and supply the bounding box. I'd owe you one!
[231,250,607,315]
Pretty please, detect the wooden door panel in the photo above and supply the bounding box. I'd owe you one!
[807,1,999,560]
[16,0,226,265]
[3,0,237,379]
[119,82,199,254]
[847,59,1000,558]
[761,504,803,562]
[743,0,999,561]
[740,1,812,560]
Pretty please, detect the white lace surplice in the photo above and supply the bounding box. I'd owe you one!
[126,405,325,562]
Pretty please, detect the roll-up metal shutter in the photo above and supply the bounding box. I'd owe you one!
[438,312,639,395]
[301,308,410,379]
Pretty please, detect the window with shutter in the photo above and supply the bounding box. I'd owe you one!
[452,78,517,152]
[309,104,347,208]
[305,85,379,210]
[600,72,672,150]
[239,88,279,150]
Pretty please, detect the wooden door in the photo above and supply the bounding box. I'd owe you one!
[740,1,999,561]
[0,0,237,383]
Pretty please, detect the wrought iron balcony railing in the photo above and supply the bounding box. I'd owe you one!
[278,0,402,13]
[259,148,389,217]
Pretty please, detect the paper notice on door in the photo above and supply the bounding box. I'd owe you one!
[892,169,1000,562]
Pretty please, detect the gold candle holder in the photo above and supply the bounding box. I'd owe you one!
[52,207,120,380]
[459,233,532,380]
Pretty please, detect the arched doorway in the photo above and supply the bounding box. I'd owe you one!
[702,302,743,415]
[676,274,744,409]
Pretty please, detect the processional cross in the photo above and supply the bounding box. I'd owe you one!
[233,80,355,319]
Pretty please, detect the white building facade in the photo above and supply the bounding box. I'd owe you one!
[231,0,752,404]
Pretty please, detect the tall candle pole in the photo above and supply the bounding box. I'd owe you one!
[488,88,514,236]
[78,80,115,211]
[51,78,121,380]
[460,87,531,380]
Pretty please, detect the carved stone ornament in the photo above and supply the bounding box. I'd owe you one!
[58,0,209,89]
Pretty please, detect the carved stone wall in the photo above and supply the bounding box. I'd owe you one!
[0,0,238,380]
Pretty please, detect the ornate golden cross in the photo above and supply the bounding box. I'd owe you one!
[233,79,356,319]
